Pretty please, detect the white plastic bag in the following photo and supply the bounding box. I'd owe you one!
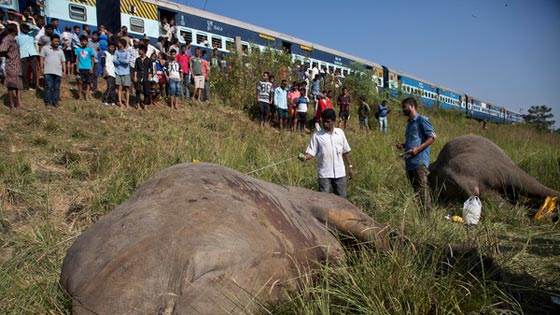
[462,196,482,225]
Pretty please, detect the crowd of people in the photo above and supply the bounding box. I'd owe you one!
[0,6,226,110]
[256,70,394,135]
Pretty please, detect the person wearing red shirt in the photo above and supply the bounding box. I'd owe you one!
[176,44,191,99]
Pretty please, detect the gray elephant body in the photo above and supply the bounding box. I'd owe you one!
[429,135,559,203]
[61,163,391,315]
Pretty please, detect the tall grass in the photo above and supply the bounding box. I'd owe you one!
[0,48,559,314]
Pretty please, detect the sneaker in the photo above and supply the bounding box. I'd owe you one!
[110,103,116,106]
[102,102,109,106]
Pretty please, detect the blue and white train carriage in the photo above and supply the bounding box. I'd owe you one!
[33,0,521,124]
[42,0,385,89]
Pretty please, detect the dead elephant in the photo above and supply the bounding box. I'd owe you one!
[429,135,560,205]
[60,162,394,314]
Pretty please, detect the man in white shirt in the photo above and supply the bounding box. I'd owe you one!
[274,79,289,130]
[299,108,354,198]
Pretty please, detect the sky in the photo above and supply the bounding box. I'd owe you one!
[178,0,560,128]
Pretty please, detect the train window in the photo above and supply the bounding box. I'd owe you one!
[69,4,87,22]
[180,29,192,44]
[196,32,208,46]
[211,36,222,49]
[343,69,349,76]
[226,39,235,51]
[328,66,334,74]
[129,17,144,33]
[241,43,249,54]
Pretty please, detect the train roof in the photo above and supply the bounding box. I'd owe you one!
[396,70,466,96]
[149,0,383,69]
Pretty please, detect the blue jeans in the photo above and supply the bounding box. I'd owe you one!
[379,116,388,133]
[168,79,183,97]
[45,74,62,106]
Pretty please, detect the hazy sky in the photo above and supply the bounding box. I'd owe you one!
[179,0,560,127]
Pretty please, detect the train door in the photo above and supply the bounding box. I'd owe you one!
[97,0,121,34]
[159,8,176,37]
[282,41,292,54]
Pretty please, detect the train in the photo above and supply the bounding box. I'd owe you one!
[3,0,524,124]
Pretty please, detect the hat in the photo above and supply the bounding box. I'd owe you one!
[142,34,150,41]
[133,38,140,42]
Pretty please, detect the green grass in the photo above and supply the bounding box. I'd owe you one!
[1,59,559,314]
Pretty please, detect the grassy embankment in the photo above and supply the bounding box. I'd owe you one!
[0,61,559,314]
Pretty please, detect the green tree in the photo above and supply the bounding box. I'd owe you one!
[522,105,555,131]
[340,62,379,102]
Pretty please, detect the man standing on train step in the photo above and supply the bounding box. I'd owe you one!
[396,97,436,215]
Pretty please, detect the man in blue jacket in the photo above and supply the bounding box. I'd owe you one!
[396,97,436,214]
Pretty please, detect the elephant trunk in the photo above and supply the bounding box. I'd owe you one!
[507,165,560,200]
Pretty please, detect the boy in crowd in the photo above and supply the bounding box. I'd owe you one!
[101,42,116,106]
[0,24,24,110]
[256,71,272,128]
[61,25,73,76]
[71,25,81,72]
[165,50,183,110]
[133,44,152,110]
[201,52,210,102]
[114,38,131,108]
[358,96,371,132]
[176,43,190,99]
[37,24,53,52]
[75,35,95,100]
[87,31,100,90]
[128,38,139,97]
[288,82,300,132]
[315,92,330,130]
[377,100,390,133]
[189,47,204,102]
[337,87,351,129]
[16,23,40,91]
[274,79,289,130]
[40,34,66,107]
[295,88,309,132]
